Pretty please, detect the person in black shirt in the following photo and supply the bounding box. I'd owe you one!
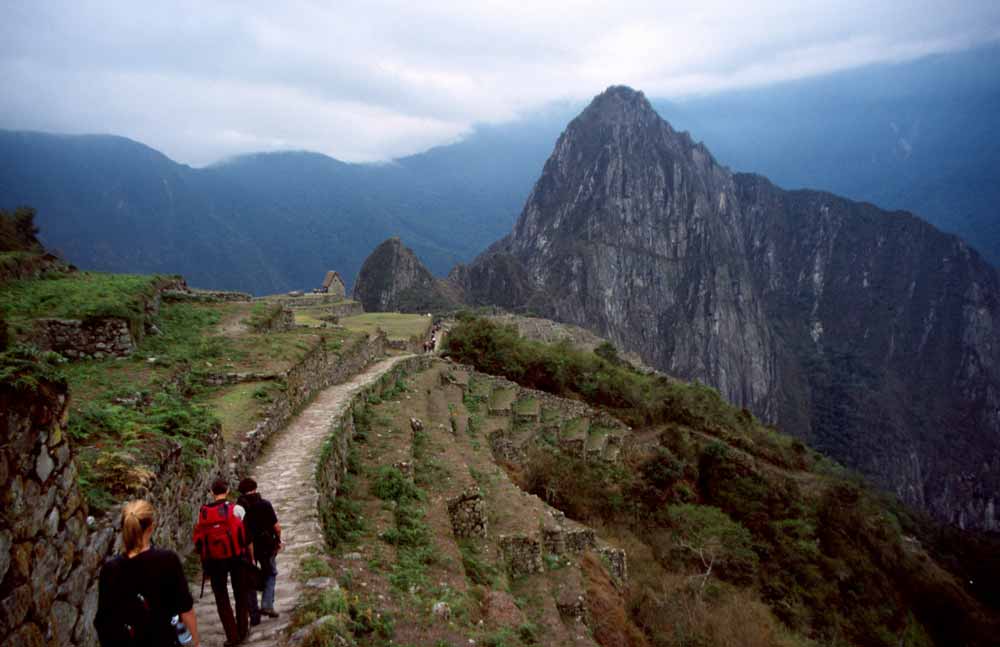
[95,499,200,647]
[236,477,282,623]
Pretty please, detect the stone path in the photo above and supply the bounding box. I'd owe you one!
[190,355,411,647]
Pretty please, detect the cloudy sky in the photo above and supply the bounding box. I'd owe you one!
[2,1,998,166]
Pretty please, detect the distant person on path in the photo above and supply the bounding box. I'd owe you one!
[236,477,283,624]
[194,479,252,647]
[95,500,200,647]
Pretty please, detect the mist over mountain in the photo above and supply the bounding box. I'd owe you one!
[654,43,1000,266]
[0,115,566,294]
[1,45,996,297]
[457,85,1000,530]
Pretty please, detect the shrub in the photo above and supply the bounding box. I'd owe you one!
[665,504,758,587]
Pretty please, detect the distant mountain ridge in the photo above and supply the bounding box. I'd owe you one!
[1,45,997,296]
[0,124,558,295]
[456,86,1000,530]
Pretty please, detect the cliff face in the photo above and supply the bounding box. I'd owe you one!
[456,86,1000,529]
[354,237,457,313]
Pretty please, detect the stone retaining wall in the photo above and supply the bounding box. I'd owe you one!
[316,355,433,547]
[30,317,136,360]
[446,487,488,538]
[1,331,392,647]
[498,535,543,576]
[247,306,295,334]
[329,301,364,318]
[257,294,360,310]
[0,371,227,647]
[27,277,184,362]
[230,332,388,479]
[443,360,623,431]
[162,288,252,303]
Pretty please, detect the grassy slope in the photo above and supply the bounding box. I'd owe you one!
[0,269,165,336]
[340,312,431,341]
[2,267,366,514]
[442,316,1000,647]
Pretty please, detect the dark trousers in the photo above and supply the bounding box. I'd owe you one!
[208,558,250,643]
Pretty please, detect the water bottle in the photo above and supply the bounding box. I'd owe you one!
[171,615,193,645]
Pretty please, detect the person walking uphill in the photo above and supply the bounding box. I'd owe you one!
[236,477,283,624]
[194,479,252,647]
[95,500,200,647]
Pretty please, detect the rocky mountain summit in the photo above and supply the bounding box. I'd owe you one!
[353,237,458,312]
[453,85,1000,530]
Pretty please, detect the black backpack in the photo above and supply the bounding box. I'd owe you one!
[95,556,155,647]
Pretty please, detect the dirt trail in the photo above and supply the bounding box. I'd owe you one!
[190,355,412,647]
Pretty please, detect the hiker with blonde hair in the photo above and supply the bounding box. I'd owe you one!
[95,500,200,646]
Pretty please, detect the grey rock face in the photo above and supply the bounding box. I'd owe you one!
[458,85,1000,530]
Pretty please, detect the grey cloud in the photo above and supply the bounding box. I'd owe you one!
[2,0,998,164]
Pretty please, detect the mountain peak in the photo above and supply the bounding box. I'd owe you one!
[580,85,657,125]
[353,237,458,312]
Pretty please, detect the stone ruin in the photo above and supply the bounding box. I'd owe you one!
[498,534,543,576]
[447,487,487,538]
[598,546,628,582]
[488,429,520,463]
[30,317,137,360]
[314,270,346,298]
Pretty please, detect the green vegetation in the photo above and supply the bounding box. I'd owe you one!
[243,302,284,331]
[0,344,64,392]
[372,466,436,592]
[447,316,813,470]
[340,312,431,341]
[0,206,41,252]
[0,270,165,334]
[447,316,1000,646]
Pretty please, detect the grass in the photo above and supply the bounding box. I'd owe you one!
[340,312,431,341]
[489,387,515,411]
[203,381,278,440]
[0,270,164,330]
[513,398,539,416]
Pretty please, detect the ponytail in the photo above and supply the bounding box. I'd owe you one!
[121,500,155,556]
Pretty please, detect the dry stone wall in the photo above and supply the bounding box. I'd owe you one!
[26,277,183,362]
[162,288,252,303]
[498,535,544,576]
[329,301,363,318]
[30,318,136,360]
[1,379,84,647]
[0,372,227,647]
[1,330,391,647]
[446,487,488,538]
[316,355,434,544]
[229,332,387,480]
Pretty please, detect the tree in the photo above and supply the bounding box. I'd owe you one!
[667,503,758,591]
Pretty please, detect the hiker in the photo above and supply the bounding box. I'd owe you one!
[193,479,252,647]
[95,500,200,647]
[236,477,283,624]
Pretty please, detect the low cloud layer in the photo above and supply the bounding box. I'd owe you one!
[2,1,998,165]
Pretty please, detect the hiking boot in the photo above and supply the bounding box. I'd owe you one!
[262,607,280,618]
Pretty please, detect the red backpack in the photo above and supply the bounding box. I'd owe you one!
[193,502,245,562]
